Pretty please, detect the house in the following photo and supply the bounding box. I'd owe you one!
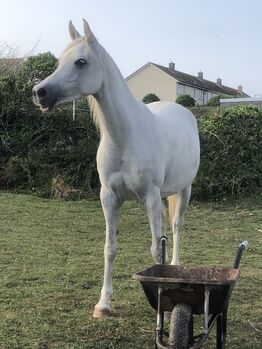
[126,62,249,105]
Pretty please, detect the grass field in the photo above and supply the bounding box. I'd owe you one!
[0,192,261,349]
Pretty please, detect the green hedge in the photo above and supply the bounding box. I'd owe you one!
[143,93,160,104]
[0,53,99,199]
[206,94,231,106]
[192,105,262,199]
[2,104,261,200]
[1,53,261,200]
[176,94,196,107]
[1,102,99,199]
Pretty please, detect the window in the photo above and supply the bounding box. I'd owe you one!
[177,84,185,96]
[203,91,208,104]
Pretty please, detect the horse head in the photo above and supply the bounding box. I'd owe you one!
[33,19,103,112]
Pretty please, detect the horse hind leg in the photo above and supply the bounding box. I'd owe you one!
[168,186,191,265]
[160,202,168,262]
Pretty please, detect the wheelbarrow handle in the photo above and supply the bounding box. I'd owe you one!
[160,236,168,265]
[234,240,248,269]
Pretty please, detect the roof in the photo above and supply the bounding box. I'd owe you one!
[127,62,249,97]
[220,97,262,106]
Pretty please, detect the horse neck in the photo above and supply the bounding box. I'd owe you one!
[89,47,142,145]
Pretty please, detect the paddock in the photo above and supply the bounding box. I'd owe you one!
[0,192,260,349]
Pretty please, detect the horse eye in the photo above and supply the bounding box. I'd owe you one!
[75,59,87,66]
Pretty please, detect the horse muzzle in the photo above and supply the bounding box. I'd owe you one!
[32,84,58,112]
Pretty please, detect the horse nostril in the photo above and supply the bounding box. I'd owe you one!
[33,90,37,97]
[37,87,47,99]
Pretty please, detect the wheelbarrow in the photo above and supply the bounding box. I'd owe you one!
[133,237,248,349]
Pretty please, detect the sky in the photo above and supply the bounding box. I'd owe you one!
[0,0,261,96]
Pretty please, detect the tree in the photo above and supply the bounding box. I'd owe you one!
[143,93,160,104]
[176,95,196,107]
[16,52,57,98]
[0,42,20,73]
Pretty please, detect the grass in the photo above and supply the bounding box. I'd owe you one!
[0,192,261,349]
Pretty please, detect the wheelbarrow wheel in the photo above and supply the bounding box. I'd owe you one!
[169,303,193,349]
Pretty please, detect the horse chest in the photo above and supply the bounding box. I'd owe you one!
[107,166,153,199]
[98,150,156,199]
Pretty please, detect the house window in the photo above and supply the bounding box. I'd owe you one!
[203,91,208,104]
[177,84,185,96]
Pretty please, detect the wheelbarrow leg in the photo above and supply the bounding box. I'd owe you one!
[216,310,227,349]
[155,286,165,348]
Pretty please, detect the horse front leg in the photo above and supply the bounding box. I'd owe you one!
[93,187,121,318]
[145,186,167,264]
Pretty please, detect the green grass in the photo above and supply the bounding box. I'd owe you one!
[0,192,261,349]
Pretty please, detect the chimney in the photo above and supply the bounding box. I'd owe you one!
[198,71,203,79]
[217,77,222,85]
[238,85,243,94]
[169,61,175,71]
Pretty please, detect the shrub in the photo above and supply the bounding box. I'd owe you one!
[206,94,232,107]
[51,175,79,200]
[143,93,160,104]
[192,105,262,200]
[176,95,196,107]
[0,53,99,198]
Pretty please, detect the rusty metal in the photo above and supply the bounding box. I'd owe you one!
[133,239,248,349]
[133,264,239,314]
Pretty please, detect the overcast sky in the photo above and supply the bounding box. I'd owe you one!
[0,0,261,96]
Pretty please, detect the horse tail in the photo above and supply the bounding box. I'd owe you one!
[168,194,177,226]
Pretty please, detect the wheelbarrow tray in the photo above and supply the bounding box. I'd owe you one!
[133,265,239,314]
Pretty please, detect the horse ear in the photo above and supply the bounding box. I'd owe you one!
[83,19,96,43]
[69,20,81,40]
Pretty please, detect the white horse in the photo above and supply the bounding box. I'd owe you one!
[33,19,200,318]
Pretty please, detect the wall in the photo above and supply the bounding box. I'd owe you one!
[127,64,177,101]
[177,83,218,105]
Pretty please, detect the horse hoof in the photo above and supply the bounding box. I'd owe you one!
[93,306,111,318]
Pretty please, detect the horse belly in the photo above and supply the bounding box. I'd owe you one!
[160,142,200,196]
[160,169,195,197]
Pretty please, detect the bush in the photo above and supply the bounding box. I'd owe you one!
[206,94,231,107]
[0,53,99,198]
[192,105,262,200]
[176,95,196,107]
[143,93,160,104]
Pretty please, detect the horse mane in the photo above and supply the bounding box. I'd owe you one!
[87,95,102,131]
[87,45,125,135]
[86,42,142,136]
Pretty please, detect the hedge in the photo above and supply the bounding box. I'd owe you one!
[143,93,160,104]
[1,104,261,201]
[0,54,261,200]
[0,53,99,199]
[192,105,262,199]
[176,94,196,107]
[1,102,99,199]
